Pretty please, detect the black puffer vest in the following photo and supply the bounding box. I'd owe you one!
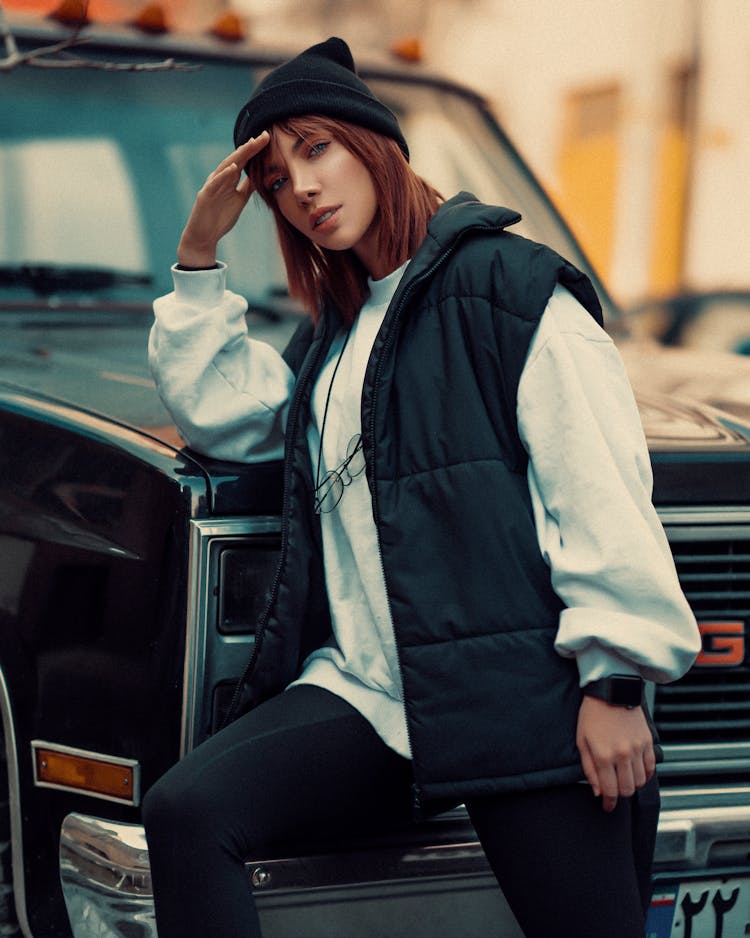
[231,192,604,807]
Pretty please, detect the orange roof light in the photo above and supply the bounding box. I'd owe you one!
[49,0,90,27]
[390,37,424,64]
[210,11,246,43]
[131,2,168,34]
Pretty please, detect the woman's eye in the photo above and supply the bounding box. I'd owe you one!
[269,176,287,194]
[309,141,329,157]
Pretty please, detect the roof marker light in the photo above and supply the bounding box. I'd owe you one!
[210,11,246,43]
[390,37,424,64]
[49,0,90,27]
[131,2,168,34]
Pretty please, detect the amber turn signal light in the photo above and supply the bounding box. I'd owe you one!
[32,742,140,805]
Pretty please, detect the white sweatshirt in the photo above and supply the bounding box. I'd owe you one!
[150,262,700,758]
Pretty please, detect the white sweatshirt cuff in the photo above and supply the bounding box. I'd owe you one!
[556,606,701,686]
[171,261,228,306]
[569,647,643,687]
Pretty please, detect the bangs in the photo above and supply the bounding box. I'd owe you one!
[247,116,343,201]
[243,117,442,324]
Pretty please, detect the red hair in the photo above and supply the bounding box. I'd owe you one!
[246,116,442,325]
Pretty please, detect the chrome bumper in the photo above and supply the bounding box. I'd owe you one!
[655,804,750,868]
[60,814,156,938]
[60,805,750,937]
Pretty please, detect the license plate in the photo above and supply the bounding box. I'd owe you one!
[647,877,750,938]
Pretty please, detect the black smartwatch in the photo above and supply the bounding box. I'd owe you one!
[582,674,644,709]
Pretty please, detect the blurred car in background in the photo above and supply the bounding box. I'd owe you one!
[619,289,750,428]
[3,10,750,938]
[625,289,750,354]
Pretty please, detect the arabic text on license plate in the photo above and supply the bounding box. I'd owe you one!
[646,877,750,938]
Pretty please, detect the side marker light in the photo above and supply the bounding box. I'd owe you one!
[32,741,140,806]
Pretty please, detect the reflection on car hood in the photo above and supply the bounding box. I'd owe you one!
[619,340,750,449]
[0,310,297,454]
[635,393,750,449]
[3,321,750,455]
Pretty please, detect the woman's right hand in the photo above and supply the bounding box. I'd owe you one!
[177,132,270,268]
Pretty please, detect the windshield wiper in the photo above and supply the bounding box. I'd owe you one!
[0,265,153,296]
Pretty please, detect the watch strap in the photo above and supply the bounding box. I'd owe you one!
[582,674,644,709]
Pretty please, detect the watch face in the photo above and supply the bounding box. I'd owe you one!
[608,676,643,707]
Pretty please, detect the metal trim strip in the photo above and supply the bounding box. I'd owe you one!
[181,517,281,757]
[658,506,750,526]
[0,665,32,938]
[664,742,750,761]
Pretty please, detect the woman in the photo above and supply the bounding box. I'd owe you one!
[144,36,700,937]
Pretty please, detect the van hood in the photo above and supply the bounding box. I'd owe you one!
[2,316,750,455]
[619,339,750,450]
[0,306,294,454]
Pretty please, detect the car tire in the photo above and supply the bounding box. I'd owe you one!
[0,733,20,935]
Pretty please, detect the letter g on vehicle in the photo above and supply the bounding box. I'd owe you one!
[696,621,746,667]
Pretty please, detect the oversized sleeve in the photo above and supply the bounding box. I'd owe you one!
[516,284,701,686]
[149,263,295,463]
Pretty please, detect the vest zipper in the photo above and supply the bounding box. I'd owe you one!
[367,226,496,810]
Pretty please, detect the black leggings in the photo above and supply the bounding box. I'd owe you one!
[142,685,658,938]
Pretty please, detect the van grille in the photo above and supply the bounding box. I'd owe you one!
[655,535,750,744]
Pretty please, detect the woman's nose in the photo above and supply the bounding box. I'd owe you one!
[292,171,320,203]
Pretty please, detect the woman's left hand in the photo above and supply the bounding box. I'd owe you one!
[576,696,656,813]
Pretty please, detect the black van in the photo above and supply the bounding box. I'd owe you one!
[3,13,750,938]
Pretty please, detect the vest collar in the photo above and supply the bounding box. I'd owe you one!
[419,191,522,268]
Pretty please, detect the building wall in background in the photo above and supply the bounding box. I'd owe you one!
[683,0,750,292]
[648,63,695,295]
[556,82,622,283]
[237,0,747,305]
[423,0,696,303]
[425,0,748,303]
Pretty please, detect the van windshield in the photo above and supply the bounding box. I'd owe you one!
[0,51,607,316]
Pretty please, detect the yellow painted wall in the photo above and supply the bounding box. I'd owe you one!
[555,85,621,283]
[648,126,689,294]
[648,67,693,295]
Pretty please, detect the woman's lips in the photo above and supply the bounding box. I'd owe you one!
[311,207,339,231]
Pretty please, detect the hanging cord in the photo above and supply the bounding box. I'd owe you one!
[314,327,353,493]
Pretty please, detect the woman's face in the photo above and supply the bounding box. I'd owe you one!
[262,128,384,278]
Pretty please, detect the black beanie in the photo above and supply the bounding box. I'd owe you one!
[233,37,409,160]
